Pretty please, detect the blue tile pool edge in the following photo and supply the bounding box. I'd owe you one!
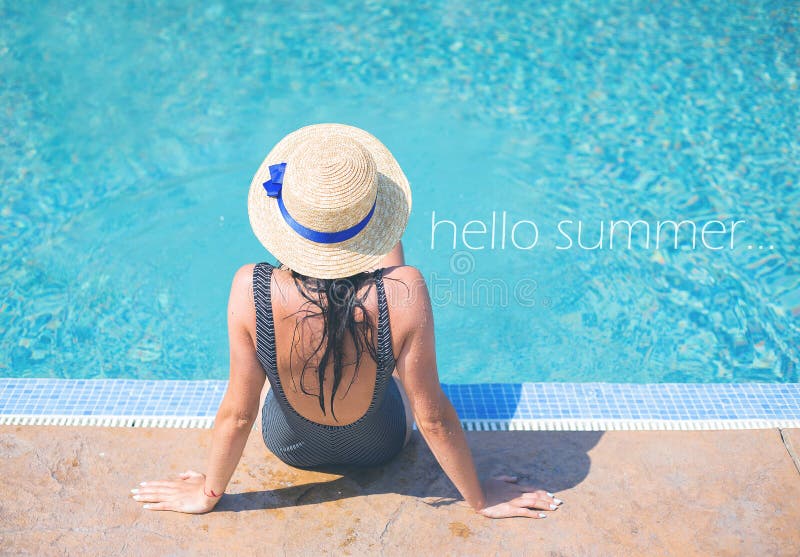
[1,379,799,431]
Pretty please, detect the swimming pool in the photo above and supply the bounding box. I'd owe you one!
[1,0,798,390]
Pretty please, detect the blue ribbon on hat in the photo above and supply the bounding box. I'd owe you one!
[262,162,376,244]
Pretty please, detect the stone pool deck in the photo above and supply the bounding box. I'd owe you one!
[1,426,799,556]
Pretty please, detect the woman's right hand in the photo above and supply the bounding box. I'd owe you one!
[478,475,564,519]
[131,470,220,514]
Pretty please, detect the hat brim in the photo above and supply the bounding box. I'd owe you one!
[247,124,412,279]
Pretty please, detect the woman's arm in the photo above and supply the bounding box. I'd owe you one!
[203,265,266,497]
[390,267,562,519]
[391,267,485,509]
[132,265,265,513]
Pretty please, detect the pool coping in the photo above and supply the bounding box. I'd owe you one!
[1,378,799,431]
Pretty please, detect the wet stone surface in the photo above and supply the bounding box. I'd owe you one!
[1,426,799,556]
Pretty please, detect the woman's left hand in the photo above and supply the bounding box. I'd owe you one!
[131,470,219,514]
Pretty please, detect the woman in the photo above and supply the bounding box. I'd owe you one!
[131,124,563,519]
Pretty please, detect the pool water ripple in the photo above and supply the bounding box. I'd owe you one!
[1,0,797,382]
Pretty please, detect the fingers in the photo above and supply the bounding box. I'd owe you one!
[132,491,177,504]
[479,504,548,519]
[513,494,556,511]
[135,488,178,496]
[513,490,564,511]
[142,502,171,511]
[514,508,548,519]
[130,472,211,514]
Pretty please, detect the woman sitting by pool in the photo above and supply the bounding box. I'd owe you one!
[131,124,563,519]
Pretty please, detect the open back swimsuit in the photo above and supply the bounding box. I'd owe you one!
[253,263,407,468]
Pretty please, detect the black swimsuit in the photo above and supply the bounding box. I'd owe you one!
[253,263,407,468]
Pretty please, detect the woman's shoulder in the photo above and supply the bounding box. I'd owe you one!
[381,264,425,288]
[231,264,258,293]
[229,262,281,307]
[225,264,260,332]
[380,265,431,316]
[230,262,277,288]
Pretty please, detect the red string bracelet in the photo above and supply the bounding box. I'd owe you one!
[204,487,223,498]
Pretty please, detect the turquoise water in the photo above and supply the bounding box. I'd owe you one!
[1,1,798,383]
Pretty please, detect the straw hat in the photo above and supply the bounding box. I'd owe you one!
[247,123,412,279]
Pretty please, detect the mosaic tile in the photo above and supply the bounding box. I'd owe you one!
[1,379,799,423]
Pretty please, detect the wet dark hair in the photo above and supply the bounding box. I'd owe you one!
[286,269,379,421]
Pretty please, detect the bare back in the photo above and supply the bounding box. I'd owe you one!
[243,265,423,427]
[269,267,387,425]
